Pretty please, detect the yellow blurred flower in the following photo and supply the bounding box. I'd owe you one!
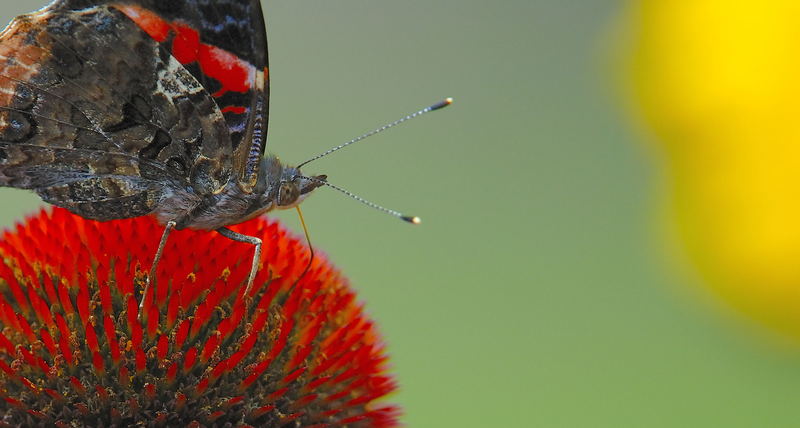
[622,1,800,338]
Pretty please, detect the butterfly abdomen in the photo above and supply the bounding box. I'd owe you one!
[155,180,270,230]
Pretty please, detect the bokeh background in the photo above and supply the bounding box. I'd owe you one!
[3,0,800,427]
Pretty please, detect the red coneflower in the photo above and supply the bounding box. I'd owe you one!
[0,207,398,427]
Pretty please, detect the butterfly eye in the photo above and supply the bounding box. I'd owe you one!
[278,182,300,206]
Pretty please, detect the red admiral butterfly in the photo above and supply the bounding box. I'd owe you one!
[0,0,450,312]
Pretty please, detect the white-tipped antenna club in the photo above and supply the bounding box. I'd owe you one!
[296,97,453,169]
[299,175,422,225]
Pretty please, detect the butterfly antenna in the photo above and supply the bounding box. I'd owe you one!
[296,97,453,169]
[298,175,421,224]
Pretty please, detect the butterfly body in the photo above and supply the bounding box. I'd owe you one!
[155,156,324,230]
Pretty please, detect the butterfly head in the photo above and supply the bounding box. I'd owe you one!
[277,168,327,208]
[256,155,326,210]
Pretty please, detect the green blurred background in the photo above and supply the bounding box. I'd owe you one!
[3,0,800,427]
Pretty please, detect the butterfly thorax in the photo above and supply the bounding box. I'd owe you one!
[154,156,324,230]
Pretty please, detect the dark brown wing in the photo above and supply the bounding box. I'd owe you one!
[0,3,233,220]
[56,0,270,190]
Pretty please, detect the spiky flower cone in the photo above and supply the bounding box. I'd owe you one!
[0,208,398,427]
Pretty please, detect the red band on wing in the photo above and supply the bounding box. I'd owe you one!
[198,44,253,96]
[171,23,200,64]
[114,4,255,96]
[114,5,170,42]
[220,106,247,115]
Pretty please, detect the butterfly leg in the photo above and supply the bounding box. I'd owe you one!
[139,220,176,321]
[216,227,262,312]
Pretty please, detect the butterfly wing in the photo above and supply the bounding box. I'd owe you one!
[61,0,270,189]
[0,0,268,221]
